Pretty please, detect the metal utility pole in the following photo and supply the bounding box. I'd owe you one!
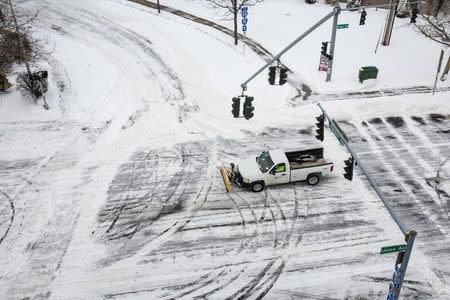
[7,0,31,75]
[157,0,161,13]
[396,229,417,297]
[326,6,340,82]
[382,0,398,46]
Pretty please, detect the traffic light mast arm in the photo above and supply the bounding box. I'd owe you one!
[317,103,408,235]
[240,8,338,90]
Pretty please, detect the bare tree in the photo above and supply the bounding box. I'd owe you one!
[412,2,449,47]
[0,0,41,72]
[205,0,263,45]
[0,0,49,101]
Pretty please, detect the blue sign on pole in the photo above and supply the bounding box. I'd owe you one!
[386,265,404,300]
[241,6,248,33]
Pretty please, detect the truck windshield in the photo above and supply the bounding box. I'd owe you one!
[256,151,274,173]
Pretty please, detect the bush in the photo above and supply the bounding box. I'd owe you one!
[0,70,12,92]
[16,71,48,102]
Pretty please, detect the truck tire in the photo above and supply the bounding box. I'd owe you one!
[251,181,265,192]
[307,174,320,186]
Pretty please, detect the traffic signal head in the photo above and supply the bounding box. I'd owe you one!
[321,42,328,56]
[315,114,325,141]
[279,67,288,86]
[359,10,366,25]
[343,156,354,181]
[410,8,418,23]
[268,66,276,85]
[231,97,240,118]
[243,96,254,120]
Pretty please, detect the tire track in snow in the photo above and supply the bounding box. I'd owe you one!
[260,190,280,249]
[221,187,301,300]
[95,143,210,268]
[245,186,302,299]
[0,190,14,246]
[159,179,299,299]
[360,119,448,234]
[222,190,247,229]
[106,148,193,242]
[107,143,215,268]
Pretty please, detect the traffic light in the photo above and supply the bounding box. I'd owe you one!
[268,66,276,85]
[343,156,354,181]
[231,97,240,118]
[410,8,418,23]
[243,96,254,120]
[279,67,288,86]
[315,114,324,141]
[321,42,328,56]
[360,9,367,25]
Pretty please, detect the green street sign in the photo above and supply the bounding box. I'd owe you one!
[337,24,349,29]
[380,244,406,254]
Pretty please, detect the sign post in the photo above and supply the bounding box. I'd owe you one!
[384,230,417,300]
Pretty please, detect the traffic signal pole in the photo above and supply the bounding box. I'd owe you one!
[326,6,340,82]
[317,103,408,234]
[318,103,417,299]
[240,8,338,91]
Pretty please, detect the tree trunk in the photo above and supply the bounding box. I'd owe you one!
[233,4,238,45]
[435,0,445,16]
[7,0,31,76]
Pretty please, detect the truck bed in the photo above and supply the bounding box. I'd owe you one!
[289,158,329,170]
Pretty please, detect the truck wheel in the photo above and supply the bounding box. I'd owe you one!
[251,181,265,192]
[307,174,320,186]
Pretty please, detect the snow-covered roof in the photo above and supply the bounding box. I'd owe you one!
[269,149,288,164]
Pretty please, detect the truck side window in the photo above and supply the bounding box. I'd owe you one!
[274,163,286,173]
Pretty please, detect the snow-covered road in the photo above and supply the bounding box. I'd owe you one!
[338,113,450,292]
[0,0,449,299]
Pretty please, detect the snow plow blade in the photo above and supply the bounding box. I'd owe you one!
[219,165,233,193]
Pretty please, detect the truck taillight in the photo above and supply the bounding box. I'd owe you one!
[330,165,334,172]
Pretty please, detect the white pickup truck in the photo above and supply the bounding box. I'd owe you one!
[225,146,334,192]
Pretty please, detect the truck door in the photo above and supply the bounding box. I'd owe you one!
[266,163,289,186]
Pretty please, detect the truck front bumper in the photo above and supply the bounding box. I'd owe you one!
[229,164,251,188]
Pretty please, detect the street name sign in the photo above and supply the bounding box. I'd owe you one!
[337,24,349,29]
[380,245,406,254]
